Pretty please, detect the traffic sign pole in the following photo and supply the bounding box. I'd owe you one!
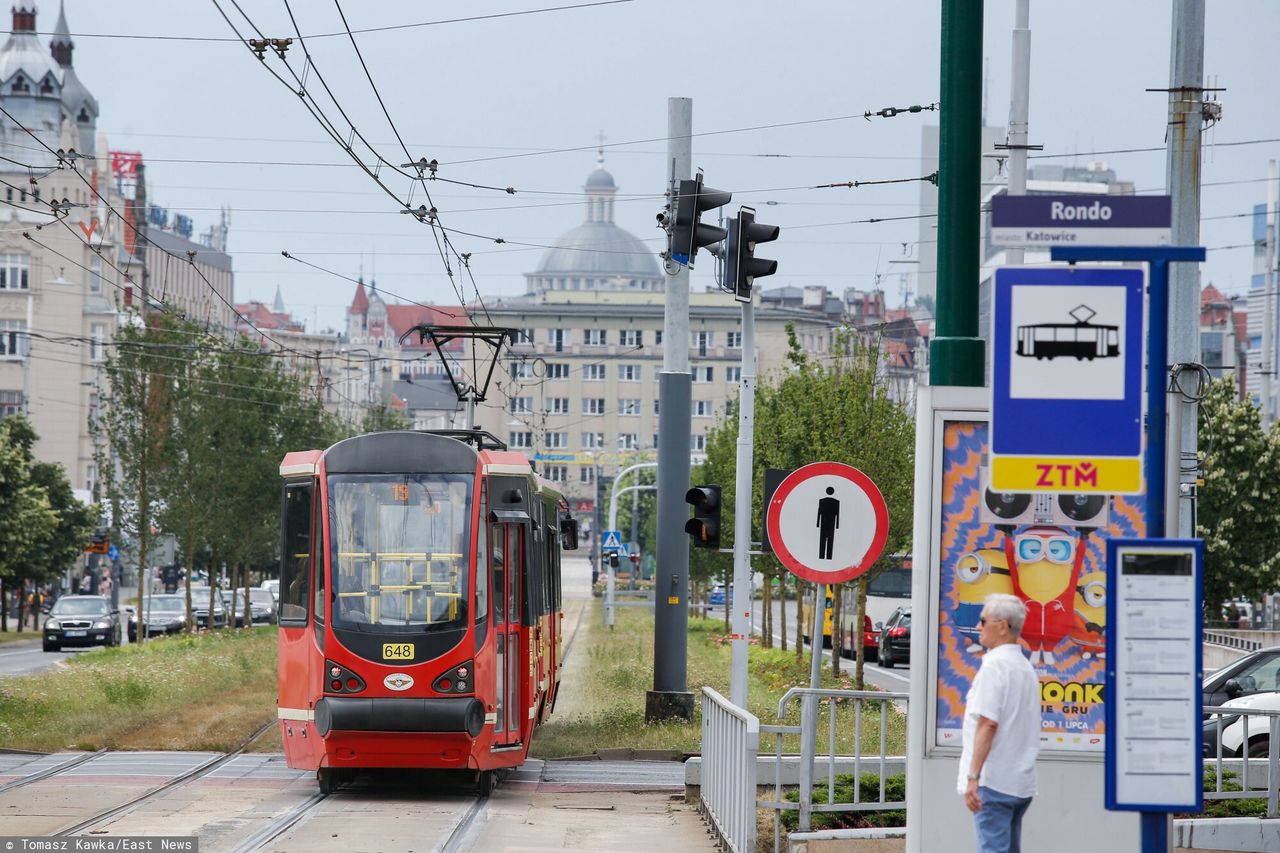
[729,296,756,707]
[1052,245,1205,853]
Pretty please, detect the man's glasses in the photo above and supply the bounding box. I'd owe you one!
[979,615,1006,626]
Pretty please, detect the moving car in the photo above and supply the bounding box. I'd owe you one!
[189,586,228,629]
[128,594,190,642]
[1203,690,1280,758]
[43,595,121,652]
[708,585,727,607]
[260,579,280,602]
[877,606,912,669]
[839,613,879,663]
[224,588,278,627]
[1203,646,1280,708]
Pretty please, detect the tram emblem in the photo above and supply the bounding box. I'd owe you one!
[1015,304,1119,362]
[384,673,415,691]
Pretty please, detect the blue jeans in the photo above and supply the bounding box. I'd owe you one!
[973,786,1032,853]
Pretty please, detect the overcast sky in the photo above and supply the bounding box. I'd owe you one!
[40,1,1280,334]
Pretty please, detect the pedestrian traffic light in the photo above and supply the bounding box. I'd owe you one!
[684,485,722,549]
[725,206,780,302]
[670,170,730,269]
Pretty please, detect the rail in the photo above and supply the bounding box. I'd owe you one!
[699,687,759,853]
[1204,631,1263,652]
[1204,704,1280,817]
[759,688,908,853]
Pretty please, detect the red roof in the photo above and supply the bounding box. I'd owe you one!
[1200,283,1227,309]
[386,304,468,349]
[234,301,305,333]
[351,281,369,314]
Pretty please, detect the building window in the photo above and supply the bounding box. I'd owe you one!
[510,360,531,379]
[692,366,714,383]
[544,465,569,482]
[0,390,20,417]
[584,363,606,381]
[584,329,606,346]
[547,397,570,414]
[582,431,604,449]
[619,329,642,347]
[619,364,639,381]
[726,331,742,349]
[510,396,533,413]
[655,330,663,346]
[652,433,659,449]
[546,432,570,449]
[617,433,639,450]
[579,467,596,484]
[693,331,712,356]
[514,328,535,345]
[89,256,103,294]
[653,399,660,415]
[584,398,606,415]
[691,434,706,452]
[0,254,30,290]
[727,366,742,383]
[90,323,106,362]
[694,400,713,417]
[0,320,25,358]
[547,363,570,379]
[618,398,641,415]
[549,328,569,351]
[509,431,533,448]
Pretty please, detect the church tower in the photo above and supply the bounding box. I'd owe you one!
[0,4,64,165]
[50,1,97,156]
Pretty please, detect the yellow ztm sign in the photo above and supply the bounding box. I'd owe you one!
[991,456,1141,495]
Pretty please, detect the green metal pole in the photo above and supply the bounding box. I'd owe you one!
[929,0,986,387]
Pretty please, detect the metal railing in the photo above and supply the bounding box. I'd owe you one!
[1203,631,1264,652]
[1204,704,1280,816]
[759,688,908,853]
[699,687,759,853]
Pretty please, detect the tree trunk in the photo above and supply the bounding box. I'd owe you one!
[243,568,252,631]
[16,579,25,633]
[182,533,196,635]
[855,581,869,690]
[831,583,843,678]
[0,576,7,632]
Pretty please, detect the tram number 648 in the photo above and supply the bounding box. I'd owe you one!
[383,643,414,661]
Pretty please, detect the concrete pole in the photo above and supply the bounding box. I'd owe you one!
[1004,0,1031,269]
[729,297,756,707]
[928,0,985,387]
[650,96,694,722]
[1263,160,1277,428]
[1165,0,1204,546]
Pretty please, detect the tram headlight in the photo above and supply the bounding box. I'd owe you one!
[433,660,476,694]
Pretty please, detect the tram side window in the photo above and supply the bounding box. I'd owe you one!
[313,487,326,623]
[280,482,313,624]
[475,487,488,625]
[491,523,505,625]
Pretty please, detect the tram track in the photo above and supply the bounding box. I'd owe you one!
[48,718,278,837]
[229,789,327,853]
[0,748,108,795]
[438,791,489,853]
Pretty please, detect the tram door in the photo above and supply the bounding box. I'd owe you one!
[492,522,525,747]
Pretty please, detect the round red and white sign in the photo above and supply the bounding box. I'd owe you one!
[765,461,888,585]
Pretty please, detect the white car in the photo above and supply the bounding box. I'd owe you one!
[260,579,280,602]
[1203,690,1280,758]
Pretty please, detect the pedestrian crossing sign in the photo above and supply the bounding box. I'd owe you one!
[601,530,623,553]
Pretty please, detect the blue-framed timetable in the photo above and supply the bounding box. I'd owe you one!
[1104,538,1203,813]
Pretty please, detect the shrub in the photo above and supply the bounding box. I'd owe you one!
[780,772,907,831]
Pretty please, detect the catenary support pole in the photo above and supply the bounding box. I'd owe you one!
[1263,160,1277,428]
[650,96,694,722]
[928,0,985,387]
[1003,0,1031,269]
[729,296,756,706]
[1165,0,1205,547]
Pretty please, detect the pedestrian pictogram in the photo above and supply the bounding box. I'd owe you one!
[601,530,623,553]
[765,461,888,585]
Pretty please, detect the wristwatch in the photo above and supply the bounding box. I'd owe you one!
[967,772,980,781]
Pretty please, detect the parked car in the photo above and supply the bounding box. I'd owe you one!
[877,606,912,669]
[1203,690,1280,758]
[128,594,190,642]
[1203,646,1280,708]
[839,614,879,663]
[43,595,121,652]
[189,586,228,629]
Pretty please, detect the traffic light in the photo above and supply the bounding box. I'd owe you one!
[725,206,780,302]
[670,170,730,268]
[684,485,722,549]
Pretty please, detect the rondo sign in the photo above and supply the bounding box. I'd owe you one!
[765,461,888,585]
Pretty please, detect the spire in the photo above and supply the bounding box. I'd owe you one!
[272,284,285,314]
[51,1,73,68]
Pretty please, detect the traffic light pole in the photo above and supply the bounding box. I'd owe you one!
[607,482,656,629]
[650,96,695,723]
[729,296,755,707]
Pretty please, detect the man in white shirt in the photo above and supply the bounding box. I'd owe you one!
[957,593,1041,853]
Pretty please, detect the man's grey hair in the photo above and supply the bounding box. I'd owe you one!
[984,593,1027,636]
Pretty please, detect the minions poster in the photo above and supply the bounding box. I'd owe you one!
[935,420,1145,752]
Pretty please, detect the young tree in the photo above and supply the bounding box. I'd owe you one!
[0,417,58,631]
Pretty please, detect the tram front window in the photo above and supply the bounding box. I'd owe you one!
[329,474,472,633]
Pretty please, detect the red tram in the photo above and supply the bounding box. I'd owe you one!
[276,430,577,793]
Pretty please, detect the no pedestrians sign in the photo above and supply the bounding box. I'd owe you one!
[764,462,888,585]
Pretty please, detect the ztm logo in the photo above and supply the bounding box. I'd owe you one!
[1034,462,1098,489]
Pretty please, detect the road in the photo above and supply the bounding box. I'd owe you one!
[0,637,77,677]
